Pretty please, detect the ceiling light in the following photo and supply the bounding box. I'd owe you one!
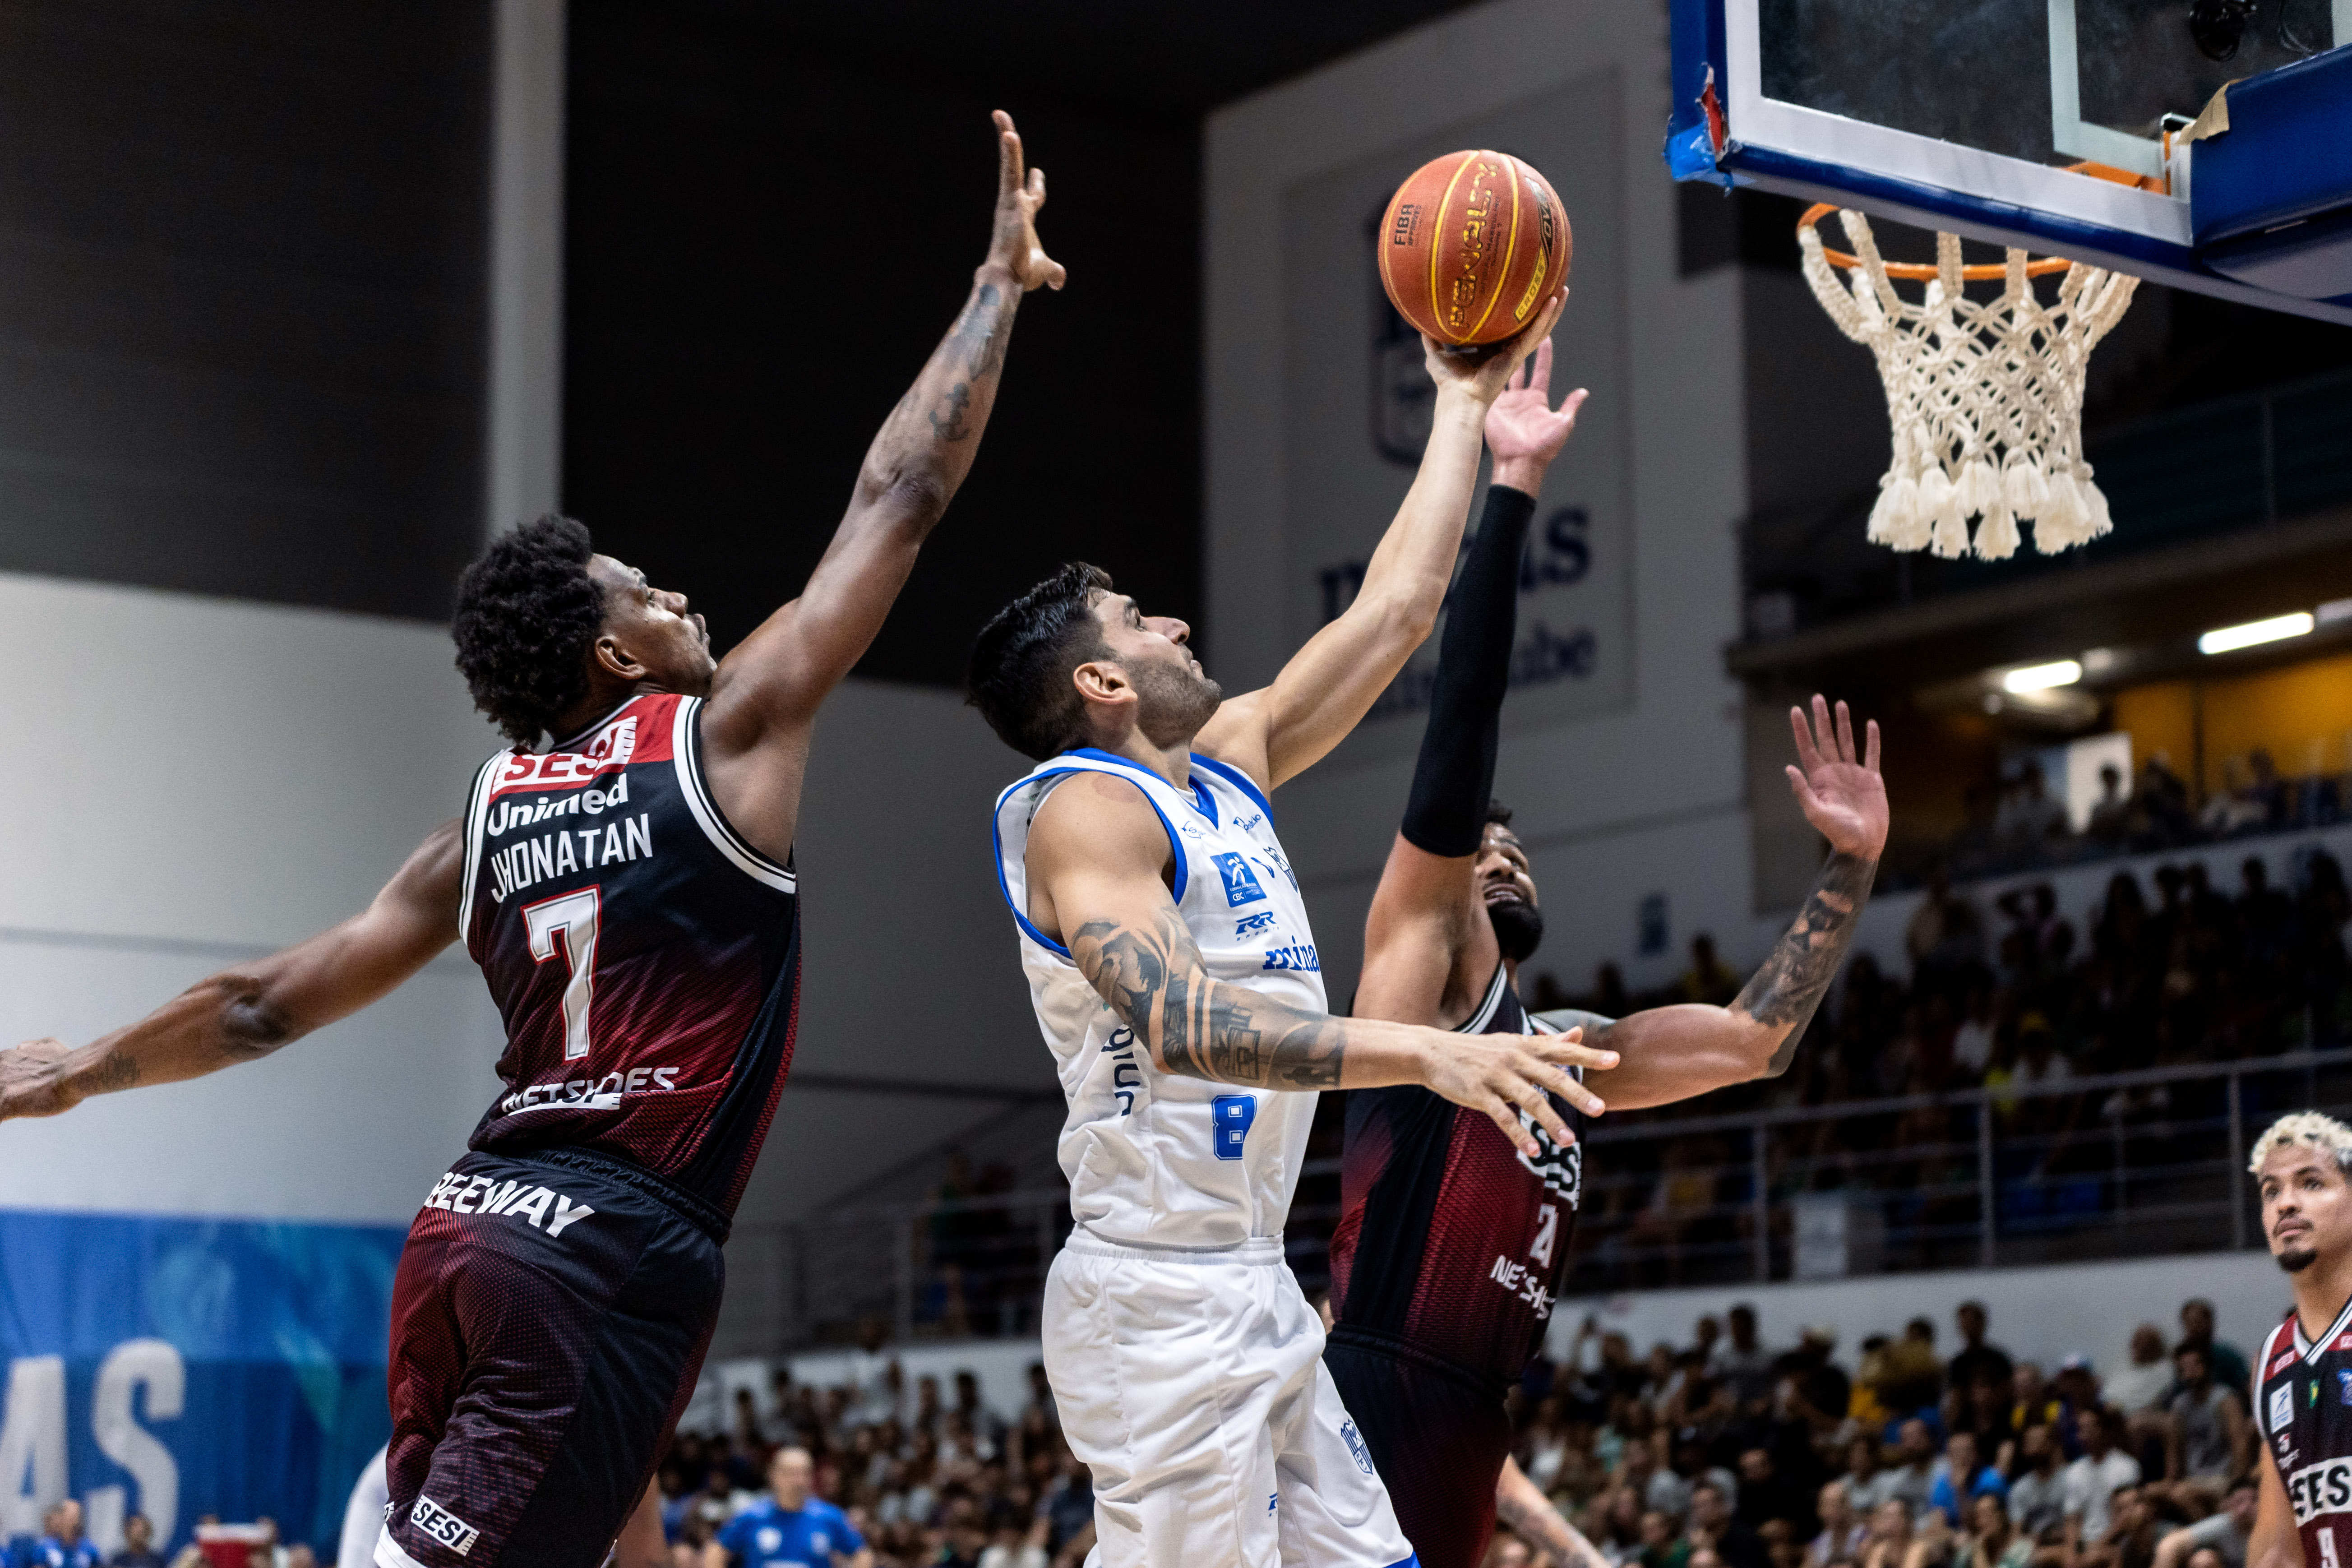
[2002,659,2082,693]
[2198,611,2314,655]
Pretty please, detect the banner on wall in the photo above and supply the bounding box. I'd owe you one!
[0,1210,402,1557]
[1280,74,1633,759]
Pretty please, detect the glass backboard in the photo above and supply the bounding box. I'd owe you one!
[1668,0,2352,321]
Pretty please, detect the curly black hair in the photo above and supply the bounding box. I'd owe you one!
[452,514,609,745]
[966,562,1113,760]
[1485,799,1514,829]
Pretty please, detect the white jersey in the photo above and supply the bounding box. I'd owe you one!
[993,748,1323,1250]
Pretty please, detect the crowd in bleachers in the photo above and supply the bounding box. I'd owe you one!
[665,1293,2263,1568]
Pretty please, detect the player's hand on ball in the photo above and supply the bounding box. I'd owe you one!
[1419,1025,1613,1159]
[1424,287,1567,404]
[0,1038,75,1121]
[1785,694,1888,860]
[987,111,1065,293]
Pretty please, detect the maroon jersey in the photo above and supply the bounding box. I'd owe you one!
[2255,1301,2352,1568]
[1327,965,1597,1386]
[457,691,799,1215]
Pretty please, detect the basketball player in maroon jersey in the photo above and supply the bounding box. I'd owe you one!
[2248,1114,2352,1568]
[1325,342,1889,1568]
[0,112,1062,1568]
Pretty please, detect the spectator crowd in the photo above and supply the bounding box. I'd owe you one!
[660,1294,2265,1568]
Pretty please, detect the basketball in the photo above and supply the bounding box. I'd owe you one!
[1377,149,1570,347]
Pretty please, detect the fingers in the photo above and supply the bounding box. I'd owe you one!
[1834,698,1857,764]
[1043,251,1067,290]
[1029,165,1046,207]
[1558,387,1590,427]
[993,111,1023,197]
[1865,717,1882,773]
[1485,1100,1544,1160]
[1530,335,1554,399]
[1786,763,1823,815]
[1788,702,1827,776]
[1507,352,1529,394]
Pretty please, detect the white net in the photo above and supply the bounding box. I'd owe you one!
[1798,209,2140,560]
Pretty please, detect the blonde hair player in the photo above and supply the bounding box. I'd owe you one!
[2248,1113,2352,1568]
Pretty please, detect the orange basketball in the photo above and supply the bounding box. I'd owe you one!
[1377,150,1571,347]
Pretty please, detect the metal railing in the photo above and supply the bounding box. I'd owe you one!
[740,1049,2352,1349]
[1739,368,2352,637]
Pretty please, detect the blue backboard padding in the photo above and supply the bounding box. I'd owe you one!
[1665,0,1728,184]
[0,1208,405,1556]
[2192,47,2352,246]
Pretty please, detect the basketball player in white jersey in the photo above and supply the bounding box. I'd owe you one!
[2249,1114,2352,1568]
[966,290,1613,1568]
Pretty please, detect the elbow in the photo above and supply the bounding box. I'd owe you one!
[204,974,298,1059]
[854,466,952,533]
[1355,587,1441,652]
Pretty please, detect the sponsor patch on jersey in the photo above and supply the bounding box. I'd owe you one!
[411,1496,480,1558]
[1261,941,1320,972]
[2337,1369,2352,1407]
[2283,1383,2303,1431]
[1211,852,1267,907]
[1340,1418,1376,1476]
[1516,1115,1584,1207]
[2286,1457,2352,1527]
[2337,1333,2352,1351]
[1234,911,1279,937]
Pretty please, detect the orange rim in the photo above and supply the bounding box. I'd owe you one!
[1798,203,2073,281]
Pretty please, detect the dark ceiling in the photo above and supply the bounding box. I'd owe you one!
[561,0,1484,689]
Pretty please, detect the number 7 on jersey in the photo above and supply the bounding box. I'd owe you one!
[523,888,601,1061]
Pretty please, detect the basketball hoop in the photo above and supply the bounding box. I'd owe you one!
[1797,206,2141,560]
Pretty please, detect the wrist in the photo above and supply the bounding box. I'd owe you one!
[974,259,1021,290]
[1492,459,1548,497]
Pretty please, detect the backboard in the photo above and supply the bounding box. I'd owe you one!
[1667,0,2352,322]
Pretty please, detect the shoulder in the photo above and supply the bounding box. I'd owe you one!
[1027,769,1171,857]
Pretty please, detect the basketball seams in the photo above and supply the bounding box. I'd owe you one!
[1464,153,1523,343]
[1429,151,1478,342]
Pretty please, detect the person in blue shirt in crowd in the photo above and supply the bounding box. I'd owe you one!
[19,1502,100,1568]
[104,1515,163,1568]
[1928,1429,2009,1526]
[703,1448,871,1568]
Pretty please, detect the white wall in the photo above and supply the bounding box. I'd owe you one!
[0,573,507,1223]
[1206,0,1754,1001]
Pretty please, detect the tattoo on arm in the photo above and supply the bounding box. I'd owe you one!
[922,283,1011,442]
[82,1051,139,1094]
[1070,911,1347,1089]
[1732,850,1876,1074]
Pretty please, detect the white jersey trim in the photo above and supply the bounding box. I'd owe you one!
[1456,962,1512,1035]
[669,696,797,894]
[2297,1295,2352,1365]
[456,749,511,941]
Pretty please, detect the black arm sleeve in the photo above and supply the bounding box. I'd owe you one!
[1398,483,1537,857]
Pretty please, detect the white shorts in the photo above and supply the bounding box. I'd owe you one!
[1044,1235,1417,1568]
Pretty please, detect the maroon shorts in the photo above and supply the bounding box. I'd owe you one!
[378,1147,725,1568]
[1325,1329,1514,1568]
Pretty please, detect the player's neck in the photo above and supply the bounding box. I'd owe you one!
[2291,1248,2352,1341]
[1081,728,1193,792]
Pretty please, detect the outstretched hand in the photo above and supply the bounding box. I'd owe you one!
[1785,694,1888,860]
[0,1038,75,1121]
[1424,287,1567,405]
[1416,1024,1615,1160]
[1484,335,1588,494]
[986,110,1065,292]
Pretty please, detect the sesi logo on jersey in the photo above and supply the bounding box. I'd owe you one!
[410,1496,480,1558]
[2287,1457,2352,1526]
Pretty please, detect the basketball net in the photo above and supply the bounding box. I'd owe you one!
[1798,207,2140,560]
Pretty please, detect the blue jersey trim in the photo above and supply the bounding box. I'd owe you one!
[1191,754,1275,822]
[991,760,1191,958]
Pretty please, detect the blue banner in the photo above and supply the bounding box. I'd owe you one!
[0,1209,405,1557]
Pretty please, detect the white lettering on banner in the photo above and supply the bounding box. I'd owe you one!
[422,1171,595,1240]
[0,1357,65,1538]
[90,1340,182,1549]
[489,811,653,903]
[2287,1457,2352,1526]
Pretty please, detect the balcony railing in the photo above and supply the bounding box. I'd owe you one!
[1741,369,2352,638]
[739,1049,2351,1349]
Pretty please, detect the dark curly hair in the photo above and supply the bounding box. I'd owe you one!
[1486,800,1514,829]
[966,562,1113,760]
[452,514,609,745]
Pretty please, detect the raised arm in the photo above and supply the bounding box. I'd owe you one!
[1571,697,1887,1112]
[701,111,1062,757]
[1358,341,1586,1027]
[1022,771,1612,1157]
[0,822,464,1120]
[1197,291,1567,790]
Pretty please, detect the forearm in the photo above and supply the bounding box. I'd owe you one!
[1728,848,1877,1075]
[1352,384,1492,628]
[851,264,1025,527]
[1497,1457,1603,1568]
[1400,484,1535,857]
[1072,909,1431,1090]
